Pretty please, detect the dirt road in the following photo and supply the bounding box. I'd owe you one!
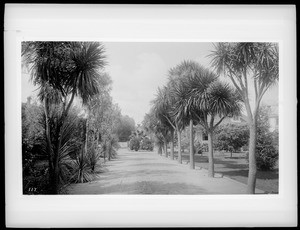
[67,148,264,194]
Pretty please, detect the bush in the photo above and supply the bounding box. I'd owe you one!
[214,123,249,153]
[129,137,140,151]
[194,139,208,154]
[256,144,278,170]
[246,131,278,171]
[140,137,154,151]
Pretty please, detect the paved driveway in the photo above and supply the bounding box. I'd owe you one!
[66,148,264,194]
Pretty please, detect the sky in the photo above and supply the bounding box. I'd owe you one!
[21,42,278,125]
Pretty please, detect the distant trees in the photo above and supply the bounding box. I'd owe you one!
[151,87,175,158]
[142,110,167,155]
[115,115,136,142]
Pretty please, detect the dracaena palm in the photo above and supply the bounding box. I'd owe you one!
[151,86,176,158]
[209,42,278,193]
[169,60,211,167]
[189,77,242,177]
[143,108,167,156]
[22,41,107,194]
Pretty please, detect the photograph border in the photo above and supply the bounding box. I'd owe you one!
[5,4,297,227]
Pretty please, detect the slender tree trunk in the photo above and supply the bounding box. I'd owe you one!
[108,143,111,161]
[52,92,76,194]
[170,130,174,160]
[189,119,195,169]
[43,98,56,194]
[177,129,182,164]
[247,121,257,194]
[158,145,162,155]
[207,130,214,177]
[163,137,168,157]
[85,118,89,155]
[103,141,106,163]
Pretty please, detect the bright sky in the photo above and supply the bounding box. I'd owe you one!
[22,42,278,125]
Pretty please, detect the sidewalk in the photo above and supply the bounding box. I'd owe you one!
[67,148,265,194]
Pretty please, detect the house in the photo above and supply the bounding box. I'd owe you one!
[267,105,278,132]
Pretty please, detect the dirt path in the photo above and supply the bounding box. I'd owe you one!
[66,148,265,194]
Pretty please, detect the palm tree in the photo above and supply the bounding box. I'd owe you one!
[22,41,107,194]
[189,79,242,177]
[169,60,207,168]
[152,86,176,158]
[143,109,167,156]
[209,42,278,193]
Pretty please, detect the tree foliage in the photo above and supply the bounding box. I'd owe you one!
[214,123,249,156]
[115,115,136,142]
[209,42,279,193]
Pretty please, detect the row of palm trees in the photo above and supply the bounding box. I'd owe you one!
[146,42,278,194]
[148,60,242,177]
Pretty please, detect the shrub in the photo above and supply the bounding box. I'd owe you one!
[195,142,208,154]
[256,144,278,170]
[129,136,140,151]
[68,148,94,183]
[247,106,279,171]
[140,136,154,151]
[246,131,278,171]
[214,123,249,154]
[87,143,102,172]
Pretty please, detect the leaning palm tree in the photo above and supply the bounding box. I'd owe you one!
[22,41,107,194]
[209,42,278,193]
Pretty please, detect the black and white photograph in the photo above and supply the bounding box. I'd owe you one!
[5,4,297,227]
[21,41,279,195]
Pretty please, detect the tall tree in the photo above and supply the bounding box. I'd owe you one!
[168,63,196,165]
[22,41,107,193]
[152,86,176,158]
[209,42,278,193]
[189,78,242,176]
[142,109,167,156]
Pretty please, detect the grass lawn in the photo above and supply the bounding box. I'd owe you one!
[173,150,279,194]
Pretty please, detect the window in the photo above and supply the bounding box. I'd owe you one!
[203,133,208,141]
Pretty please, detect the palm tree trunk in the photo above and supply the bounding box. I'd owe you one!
[52,91,77,194]
[103,141,106,163]
[247,121,257,194]
[207,130,214,177]
[85,118,89,155]
[189,119,195,169]
[163,137,168,157]
[43,98,57,194]
[177,129,182,164]
[108,145,111,161]
[158,145,162,155]
[170,130,174,160]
